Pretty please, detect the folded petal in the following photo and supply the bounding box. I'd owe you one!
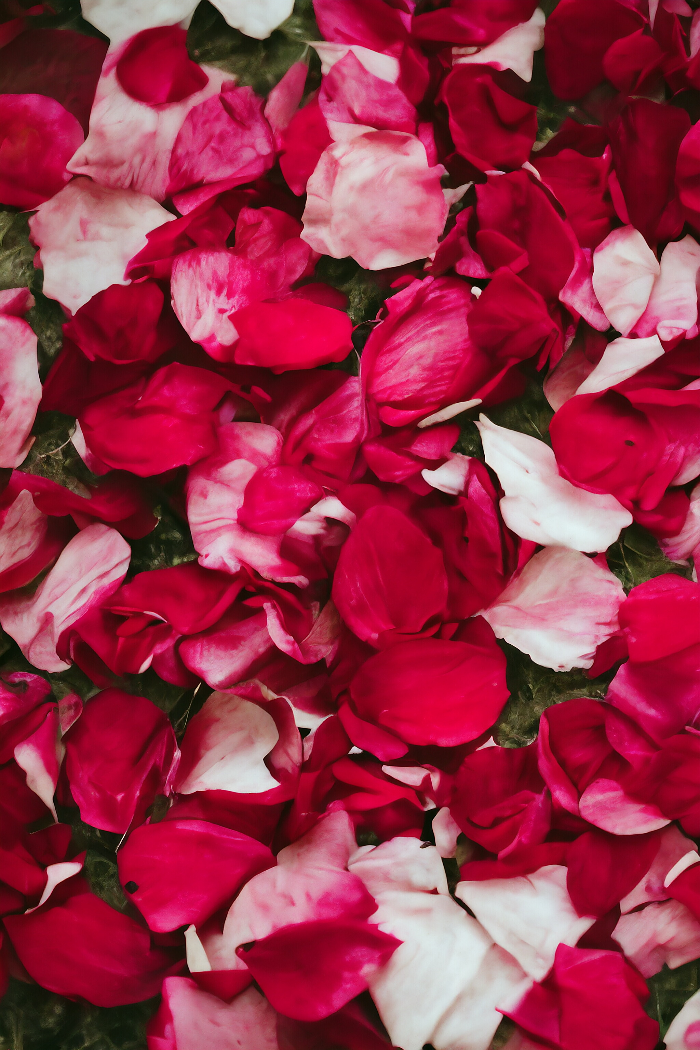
[0,524,130,672]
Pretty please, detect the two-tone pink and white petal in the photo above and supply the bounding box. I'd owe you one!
[175,692,281,795]
[301,130,448,270]
[456,865,596,981]
[0,303,41,468]
[476,415,633,551]
[349,837,531,1050]
[613,899,700,978]
[452,7,546,83]
[481,546,626,671]
[186,422,310,585]
[216,812,373,974]
[149,979,280,1050]
[592,225,659,336]
[634,234,700,342]
[67,44,230,200]
[0,523,130,671]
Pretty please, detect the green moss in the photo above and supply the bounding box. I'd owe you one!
[607,523,695,594]
[0,211,36,292]
[494,641,615,748]
[0,979,157,1050]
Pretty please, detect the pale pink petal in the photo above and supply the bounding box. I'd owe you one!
[592,225,659,336]
[578,779,671,835]
[575,334,665,397]
[453,7,546,83]
[28,176,175,313]
[482,546,625,671]
[0,491,48,580]
[213,0,294,39]
[302,130,448,270]
[431,807,462,859]
[0,523,131,672]
[153,980,280,1050]
[422,452,472,495]
[456,865,595,981]
[311,42,401,83]
[175,692,280,794]
[660,481,700,565]
[621,826,698,913]
[613,899,700,977]
[0,313,41,467]
[664,987,700,1050]
[67,45,230,200]
[635,234,700,341]
[14,706,61,817]
[476,415,632,551]
[349,838,530,1050]
[80,0,195,43]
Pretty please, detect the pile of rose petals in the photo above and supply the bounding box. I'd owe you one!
[1,0,700,1047]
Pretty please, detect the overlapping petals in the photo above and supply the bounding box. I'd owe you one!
[0,0,698,1045]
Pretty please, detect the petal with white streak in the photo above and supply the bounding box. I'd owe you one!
[175,692,280,794]
[456,865,595,981]
[476,415,632,551]
[0,523,130,672]
[592,225,659,336]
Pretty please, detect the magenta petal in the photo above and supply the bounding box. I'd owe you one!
[349,626,508,747]
[238,918,400,1021]
[4,877,182,1006]
[116,27,208,105]
[233,299,353,372]
[0,93,83,210]
[332,504,448,646]
[64,688,178,834]
[118,819,273,932]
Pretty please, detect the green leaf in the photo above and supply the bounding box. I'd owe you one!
[27,0,108,37]
[482,375,554,445]
[83,851,132,914]
[127,504,199,576]
[26,275,66,379]
[0,978,157,1050]
[314,256,388,326]
[19,412,98,495]
[494,641,615,748]
[0,210,36,292]
[607,523,695,594]
[120,667,195,717]
[647,960,700,1041]
[187,0,321,97]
